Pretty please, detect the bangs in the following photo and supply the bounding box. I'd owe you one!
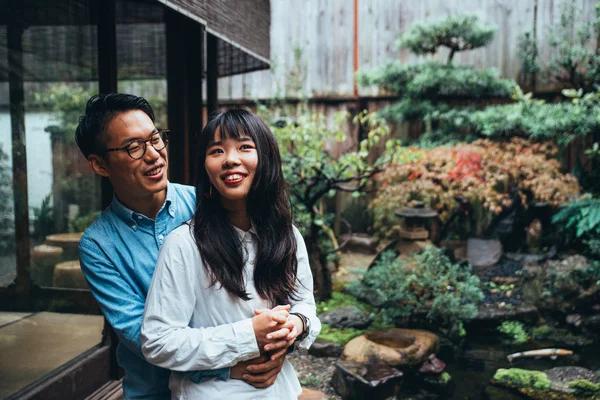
[206,111,257,144]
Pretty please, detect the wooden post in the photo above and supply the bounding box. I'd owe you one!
[206,32,218,116]
[8,20,31,307]
[166,9,204,185]
[97,0,117,209]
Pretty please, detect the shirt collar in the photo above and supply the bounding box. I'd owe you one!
[110,181,175,226]
[232,223,257,241]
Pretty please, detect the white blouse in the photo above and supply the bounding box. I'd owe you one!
[141,222,320,400]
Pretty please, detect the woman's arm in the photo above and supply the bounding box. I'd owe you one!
[288,226,322,350]
[141,232,261,371]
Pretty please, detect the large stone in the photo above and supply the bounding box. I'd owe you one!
[342,328,439,367]
[545,366,599,393]
[53,260,88,289]
[30,244,63,287]
[298,387,327,400]
[319,305,372,329]
[467,238,503,268]
[308,339,343,358]
[331,360,403,400]
[339,234,375,254]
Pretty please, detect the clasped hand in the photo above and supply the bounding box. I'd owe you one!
[230,305,304,388]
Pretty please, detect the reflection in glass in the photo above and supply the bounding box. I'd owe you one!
[0,1,105,396]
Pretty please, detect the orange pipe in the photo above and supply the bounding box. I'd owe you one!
[353,0,359,97]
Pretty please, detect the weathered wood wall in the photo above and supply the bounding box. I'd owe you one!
[218,0,597,101]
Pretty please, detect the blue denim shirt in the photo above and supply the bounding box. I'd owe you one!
[79,182,228,399]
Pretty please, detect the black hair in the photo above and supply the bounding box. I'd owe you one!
[193,109,299,306]
[75,93,155,158]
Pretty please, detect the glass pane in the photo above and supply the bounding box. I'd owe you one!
[0,1,106,397]
[116,0,168,128]
[0,25,16,288]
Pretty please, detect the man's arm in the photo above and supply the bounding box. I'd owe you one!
[79,237,229,379]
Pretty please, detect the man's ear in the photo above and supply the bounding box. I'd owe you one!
[88,155,110,177]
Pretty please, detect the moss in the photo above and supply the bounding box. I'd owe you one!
[498,321,529,344]
[440,372,452,384]
[530,324,555,339]
[568,379,600,396]
[494,368,551,390]
[316,291,372,314]
[317,323,365,345]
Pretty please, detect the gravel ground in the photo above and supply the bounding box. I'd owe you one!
[288,353,341,399]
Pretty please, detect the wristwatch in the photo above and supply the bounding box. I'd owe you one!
[290,312,310,342]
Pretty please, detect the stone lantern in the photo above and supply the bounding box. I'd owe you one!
[395,201,438,240]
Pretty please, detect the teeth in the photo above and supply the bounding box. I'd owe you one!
[146,167,161,176]
[224,174,243,181]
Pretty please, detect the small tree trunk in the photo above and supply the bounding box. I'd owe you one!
[307,222,332,301]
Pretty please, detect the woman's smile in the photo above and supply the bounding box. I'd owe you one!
[205,127,258,209]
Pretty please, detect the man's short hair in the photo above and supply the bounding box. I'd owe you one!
[75,93,155,158]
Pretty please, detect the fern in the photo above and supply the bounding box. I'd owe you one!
[552,197,600,255]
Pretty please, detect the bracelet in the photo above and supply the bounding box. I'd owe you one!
[289,312,309,342]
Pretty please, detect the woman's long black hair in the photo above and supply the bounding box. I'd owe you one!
[192,109,299,306]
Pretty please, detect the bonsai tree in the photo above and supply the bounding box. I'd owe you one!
[270,110,393,300]
[360,14,515,145]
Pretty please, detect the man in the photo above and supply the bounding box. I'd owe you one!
[75,93,287,399]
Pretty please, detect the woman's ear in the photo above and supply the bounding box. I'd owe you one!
[88,154,110,177]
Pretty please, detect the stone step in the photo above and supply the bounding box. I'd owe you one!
[299,387,327,400]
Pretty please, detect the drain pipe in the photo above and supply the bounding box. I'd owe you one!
[353,0,359,98]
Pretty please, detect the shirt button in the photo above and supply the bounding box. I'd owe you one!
[132,225,137,230]
[137,215,143,220]
[249,259,255,265]
[158,234,164,241]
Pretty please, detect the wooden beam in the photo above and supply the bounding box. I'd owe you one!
[166,8,204,184]
[206,32,218,115]
[96,0,117,209]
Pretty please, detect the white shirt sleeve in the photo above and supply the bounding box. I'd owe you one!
[289,226,321,350]
[141,230,260,371]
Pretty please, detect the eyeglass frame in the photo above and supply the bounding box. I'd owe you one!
[104,129,169,160]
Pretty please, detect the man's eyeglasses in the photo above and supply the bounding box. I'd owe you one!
[105,130,169,160]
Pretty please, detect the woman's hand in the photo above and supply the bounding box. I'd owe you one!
[251,306,290,348]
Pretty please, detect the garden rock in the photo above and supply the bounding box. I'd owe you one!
[584,314,600,330]
[504,246,557,264]
[319,305,372,329]
[298,387,327,400]
[331,360,403,400]
[308,339,343,358]
[467,238,503,268]
[339,234,375,254]
[342,328,439,367]
[545,366,599,393]
[468,305,539,332]
[418,354,446,374]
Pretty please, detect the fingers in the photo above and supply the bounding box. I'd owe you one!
[269,345,289,360]
[285,325,299,342]
[245,357,278,374]
[243,357,284,388]
[264,337,290,352]
[268,311,289,325]
[244,374,278,388]
[253,304,290,316]
[266,327,291,341]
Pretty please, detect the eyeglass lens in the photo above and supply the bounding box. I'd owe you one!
[127,132,167,159]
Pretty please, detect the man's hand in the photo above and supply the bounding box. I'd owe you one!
[229,354,286,388]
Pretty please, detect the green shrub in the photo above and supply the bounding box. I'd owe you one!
[498,321,529,345]
[348,246,484,328]
[493,368,551,390]
[69,210,101,233]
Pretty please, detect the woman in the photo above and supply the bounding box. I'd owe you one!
[141,109,320,399]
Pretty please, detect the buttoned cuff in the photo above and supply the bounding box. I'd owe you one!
[232,318,261,360]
